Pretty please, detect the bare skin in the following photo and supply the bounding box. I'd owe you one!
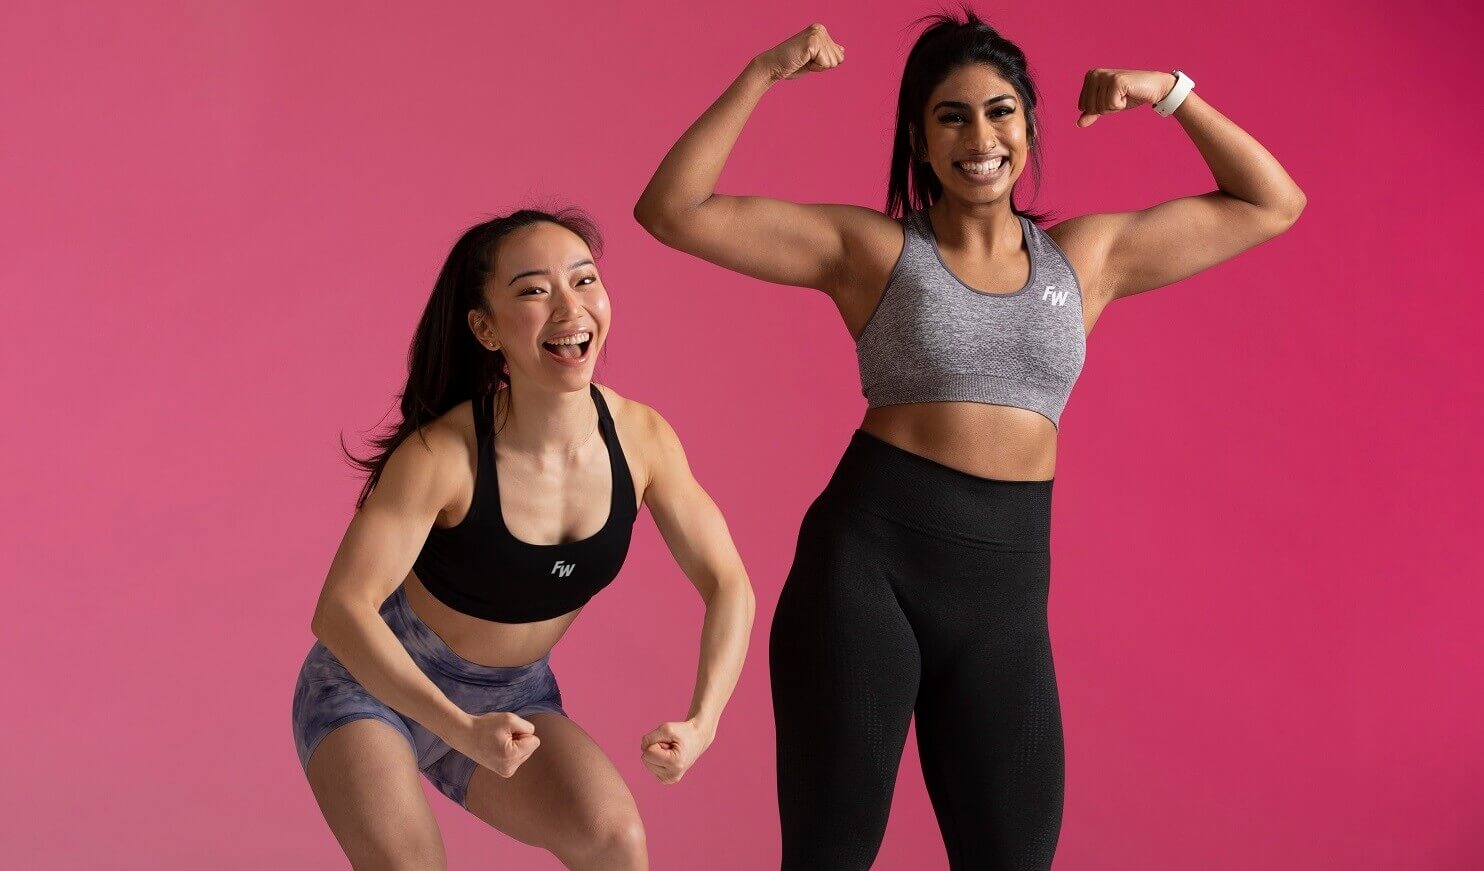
[634,23,1306,481]
[304,222,756,869]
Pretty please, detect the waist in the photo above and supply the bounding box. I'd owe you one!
[400,575,578,670]
[819,429,1052,551]
[861,402,1057,480]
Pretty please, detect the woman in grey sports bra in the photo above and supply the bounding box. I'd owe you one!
[635,11,1304,871]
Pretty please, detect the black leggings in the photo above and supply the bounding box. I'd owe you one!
[770,430,1064,870]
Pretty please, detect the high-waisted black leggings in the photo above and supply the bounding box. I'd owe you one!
[770,430,1064,870]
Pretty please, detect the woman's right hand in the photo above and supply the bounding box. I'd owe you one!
[753,23,844,81]
[454,711,542,778]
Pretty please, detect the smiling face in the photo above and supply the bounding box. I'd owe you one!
[918,63,1032,207]
[469,220,611,394]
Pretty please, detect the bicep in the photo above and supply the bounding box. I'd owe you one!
[316,435,454,613]
[641,416,743,594]
[1093,191,1291,301]
[650,195,874,293]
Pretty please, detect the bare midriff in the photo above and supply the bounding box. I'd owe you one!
[860,401,1058,482]
[402,572,582,668]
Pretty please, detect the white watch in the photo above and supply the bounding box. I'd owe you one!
[1152,70,1194,117]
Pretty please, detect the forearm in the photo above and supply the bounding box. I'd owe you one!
[311,601,470,742]
[1170,90,1306,219]
[683,575,756,736]
[635,60,776,226]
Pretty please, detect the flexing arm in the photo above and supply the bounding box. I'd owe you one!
[634,407,756,784]
[1054,70,1306,306]
[633,24,891,297]
[310,424,539,777]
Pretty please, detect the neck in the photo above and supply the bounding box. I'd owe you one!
[929,198,1022,255]
[495,379,597,458]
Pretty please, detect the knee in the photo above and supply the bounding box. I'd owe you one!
[569,813,647,866]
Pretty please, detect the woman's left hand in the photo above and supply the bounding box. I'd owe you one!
[1076,69,1179,127]
[640,718,715,784]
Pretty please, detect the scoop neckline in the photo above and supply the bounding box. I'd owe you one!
[488,385,618,549]
[920,209,1038,298]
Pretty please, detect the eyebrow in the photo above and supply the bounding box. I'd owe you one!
[932,95,1017,111]
[507,258,596,286]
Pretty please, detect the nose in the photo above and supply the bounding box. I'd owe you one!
[966,117,997,153]
[551,282,583,319]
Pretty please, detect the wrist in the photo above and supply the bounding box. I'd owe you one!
[744,56,783,86]
[1152,70,1195,117]
[435,708,476,748]
[687,712,720,741]
[1157,72,1178,101]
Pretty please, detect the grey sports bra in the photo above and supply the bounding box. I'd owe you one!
[855,208,1087,427]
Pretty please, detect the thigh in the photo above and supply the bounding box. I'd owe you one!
[770,500,922,870]
[463,713,645,867]
[305,719,448,871]
[915,629,1064,871]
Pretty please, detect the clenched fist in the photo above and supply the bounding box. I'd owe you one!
[753,23,845,82]
[640,719,714,784]
[457,711,541,778]
[1076,69,1181,126]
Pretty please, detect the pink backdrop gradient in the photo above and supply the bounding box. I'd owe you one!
[3,0,1480,868]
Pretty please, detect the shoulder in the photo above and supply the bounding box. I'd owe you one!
[596,384,676,451]
[832,204,907,265]
[380,400,478,499]
[1045,213,1127,303]
[595,384,685,494]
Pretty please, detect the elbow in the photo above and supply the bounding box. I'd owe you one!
[1271,188,1307,235]
[1279,187,1307,228]
[309,606,333,643]
[739,577,757,625]
[1254,189,1305,240]
[309,598,354,644]
[633,197,678,244]
[705,572,756,622]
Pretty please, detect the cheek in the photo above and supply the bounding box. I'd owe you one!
[497,308,546,347]
[590,292,613,325]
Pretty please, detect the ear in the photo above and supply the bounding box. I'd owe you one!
[468,309,500,352]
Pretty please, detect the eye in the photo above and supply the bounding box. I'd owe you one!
[518,286,547,297]
[575,275,597,287]
[937,112,964,124]
[991,106,1015,118]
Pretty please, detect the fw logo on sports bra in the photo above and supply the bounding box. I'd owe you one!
[1041,286,1069,306]
[551,560,576,578]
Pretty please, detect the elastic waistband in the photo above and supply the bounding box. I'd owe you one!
[821,430,1053,551]
[380,587,552,686]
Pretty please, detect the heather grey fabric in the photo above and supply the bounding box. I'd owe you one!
[856,210,1087,426]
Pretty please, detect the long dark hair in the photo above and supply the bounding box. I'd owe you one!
[344,207,604,508]
[887,7,1049,222]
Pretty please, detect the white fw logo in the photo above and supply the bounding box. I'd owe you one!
[551,560,576,578]
[1041,285,1069,306]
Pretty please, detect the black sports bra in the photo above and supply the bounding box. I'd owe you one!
[412,384,638,623]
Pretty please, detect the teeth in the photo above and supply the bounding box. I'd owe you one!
[960,157,1005,174]
[545,331,591,346]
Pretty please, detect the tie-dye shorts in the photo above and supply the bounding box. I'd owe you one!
[291,585,566,807]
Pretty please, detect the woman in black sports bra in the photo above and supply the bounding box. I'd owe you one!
[291,208,755,870]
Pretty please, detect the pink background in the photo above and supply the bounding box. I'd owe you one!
[3,1,1480,868]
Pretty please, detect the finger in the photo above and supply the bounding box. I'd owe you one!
[1077,112,1098,128]
[643,743,681,762]
[1111,75,1128,111]
[506,714,536,735]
